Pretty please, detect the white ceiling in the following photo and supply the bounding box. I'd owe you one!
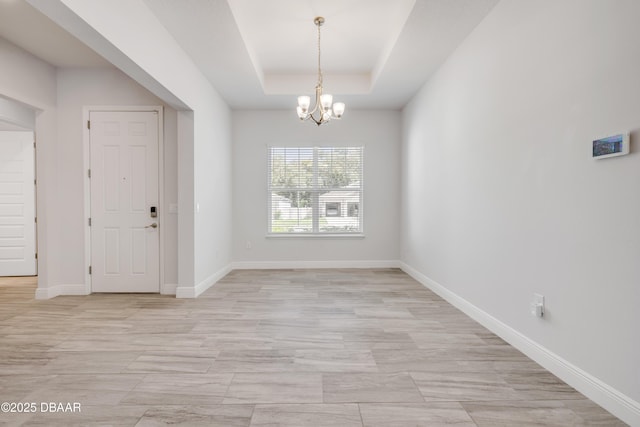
[143,0,499,109]
[0,0,109,67]
[0,0,499,110]
[226,0,416,95]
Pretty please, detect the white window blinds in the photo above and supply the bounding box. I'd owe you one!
[268,147,363,235]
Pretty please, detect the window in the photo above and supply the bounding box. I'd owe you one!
[268,146,363,235]
[325,202,341,217]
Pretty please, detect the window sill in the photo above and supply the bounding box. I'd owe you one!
[266,233,365,239]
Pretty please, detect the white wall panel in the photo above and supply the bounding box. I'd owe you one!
[103,228,119,275]
[130,146,147,212]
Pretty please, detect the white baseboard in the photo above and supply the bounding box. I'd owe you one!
[231,260,401,270]
[33,262,399,299]
[176,264,233,298]
[400,262,640,427]
[34,284,89,300]
[161,283,178,295]
[36,283,181,298]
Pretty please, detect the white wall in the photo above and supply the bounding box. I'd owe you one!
[193,105,233,284]
[29,0,233,297]
[233,110,400,267]
[401,0,640,423]
[0,38,56,108]
[0,97,35,130]
[0,37,56,292]
[55,67,178,289]
[0,36,182,295]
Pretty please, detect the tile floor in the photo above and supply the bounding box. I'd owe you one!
[0,270,626,426]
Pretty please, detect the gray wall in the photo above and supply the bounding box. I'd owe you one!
[233,110,401,267]
[401,0,640,419]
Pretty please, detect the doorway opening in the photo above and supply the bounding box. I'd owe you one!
[0,97,37,281]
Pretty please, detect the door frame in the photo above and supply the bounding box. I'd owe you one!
[0,130,38,276]
[82,106,165,294]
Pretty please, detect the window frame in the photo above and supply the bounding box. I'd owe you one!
[267,146,364,237]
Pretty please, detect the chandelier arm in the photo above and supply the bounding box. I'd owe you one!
[309,114,322,126]
[306,85,323,118]
[301,113,321,125]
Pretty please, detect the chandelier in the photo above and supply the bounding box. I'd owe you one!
[296,17,345,126]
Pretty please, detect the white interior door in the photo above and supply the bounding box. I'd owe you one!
[90,111,159,292]
[0,131,36,276]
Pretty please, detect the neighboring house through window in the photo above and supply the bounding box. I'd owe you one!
[347,202,359,217]
[325,202,341,217]
[268,146,363,234]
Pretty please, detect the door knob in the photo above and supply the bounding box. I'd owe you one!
[145,223,158,229]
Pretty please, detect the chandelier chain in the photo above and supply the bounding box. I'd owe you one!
[317,19,323,86]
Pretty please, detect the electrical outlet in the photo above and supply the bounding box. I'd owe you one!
[531,293,545,317]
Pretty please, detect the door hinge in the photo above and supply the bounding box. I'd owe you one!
[88,217,92,226]
[34,217,37,223]
[87,120,90,129]
[88,169,91,178]
[35,253,38,260]
[89,266,92,275]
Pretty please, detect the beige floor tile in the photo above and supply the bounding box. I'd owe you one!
[121,373,234,405]
[40,351,142,374]
[250,404,362,427]
[15,405,147,427]
[209,349,296,373]
[323,373,424,403]
[125,351,216,374]
[359,402,477,427]
[561,399,629,426]
[292,349,378,373]
[43,373,145,391]
[0,271,623,425]
[223,373,323,404]
[500,371,583,400]
[135,405,253,427]
[0,374,57,402]
[22,386,131,406]
[462,400,586,426]
[410,371,521,402]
